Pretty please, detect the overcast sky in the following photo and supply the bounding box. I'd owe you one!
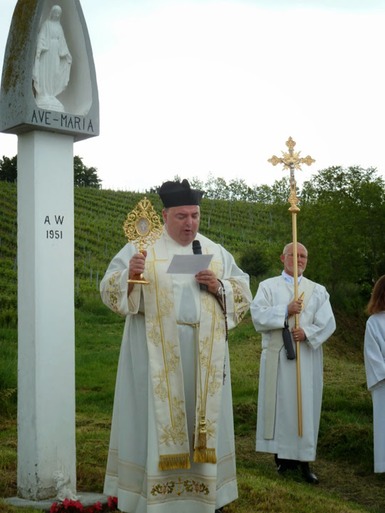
[1,0,385,191]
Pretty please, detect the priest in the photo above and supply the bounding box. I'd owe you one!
[101,179,252,513]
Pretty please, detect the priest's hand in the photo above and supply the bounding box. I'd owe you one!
[195,270,220,294]
[291,327,306,342]
[288,298,303,316]
[128,251,147,281]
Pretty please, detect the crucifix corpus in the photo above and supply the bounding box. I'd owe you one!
[268,136,315,437]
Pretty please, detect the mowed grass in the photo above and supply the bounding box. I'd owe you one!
[1,296,385,513]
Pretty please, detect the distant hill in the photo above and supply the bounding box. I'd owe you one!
[0,182,289,326]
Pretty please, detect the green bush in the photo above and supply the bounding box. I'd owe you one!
[239,246,269,279]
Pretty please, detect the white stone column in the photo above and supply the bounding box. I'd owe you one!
[1,1,100,501]
[17,131,76,500]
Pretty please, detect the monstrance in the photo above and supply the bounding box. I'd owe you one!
[123,197,163,284]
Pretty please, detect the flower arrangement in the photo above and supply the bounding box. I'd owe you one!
[50,496,118,513]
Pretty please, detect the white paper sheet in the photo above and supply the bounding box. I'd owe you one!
[166,254,213,274]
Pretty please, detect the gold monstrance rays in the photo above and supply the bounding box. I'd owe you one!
[268,137,315,437]
[123,197,163,284]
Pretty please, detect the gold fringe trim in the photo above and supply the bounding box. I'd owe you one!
[158,453,191,471]
[197,416,207,449]
[197,429,207,449]
[193,448,217,464]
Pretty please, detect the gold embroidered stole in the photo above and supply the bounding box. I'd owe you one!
[263,277,316,439]
[143,235,226,470]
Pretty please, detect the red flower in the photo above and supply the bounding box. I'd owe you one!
[61,499,82,511]
[50,502,60,513]
[50,496,117,513]
[107,497,118,510]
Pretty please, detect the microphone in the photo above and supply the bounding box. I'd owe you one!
[192,240,208,291]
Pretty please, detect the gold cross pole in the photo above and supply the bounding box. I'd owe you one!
[268,136,315,437]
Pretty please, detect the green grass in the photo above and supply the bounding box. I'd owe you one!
[1,307,385,513]
[1,182,385,511]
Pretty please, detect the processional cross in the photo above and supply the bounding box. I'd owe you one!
[268,137,315,437]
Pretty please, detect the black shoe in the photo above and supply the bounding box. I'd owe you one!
[274,455,299,473]
[300,462,319,484]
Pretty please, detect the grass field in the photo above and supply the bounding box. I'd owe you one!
[1,293,385,513]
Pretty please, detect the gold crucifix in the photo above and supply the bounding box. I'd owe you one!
[268,136,315,214]
[268,136,315,438]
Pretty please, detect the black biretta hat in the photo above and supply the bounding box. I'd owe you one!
[158,179,204,208]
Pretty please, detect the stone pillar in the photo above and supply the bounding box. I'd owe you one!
[17,131,76,499]
[0,0,99,501]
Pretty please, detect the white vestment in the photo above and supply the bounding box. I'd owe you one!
[101,229,251,513]
[250,275,335,462]
[364,312,385,472]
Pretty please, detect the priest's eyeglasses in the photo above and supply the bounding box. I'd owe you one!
[286,253,308,259]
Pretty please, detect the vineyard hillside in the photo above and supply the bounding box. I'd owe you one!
[0,182,289,325]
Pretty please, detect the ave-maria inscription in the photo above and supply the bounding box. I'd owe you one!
[31,109,95,134]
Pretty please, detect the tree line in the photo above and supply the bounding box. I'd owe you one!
[2,154,384,312]
[147,172,290,203]
[0,155,102,188]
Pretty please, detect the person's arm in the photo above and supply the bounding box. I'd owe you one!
[364,316,385,390]
[250,280,287,333]
[216,246,252,329]
[298,285,336,349]
[100,244,142,316]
